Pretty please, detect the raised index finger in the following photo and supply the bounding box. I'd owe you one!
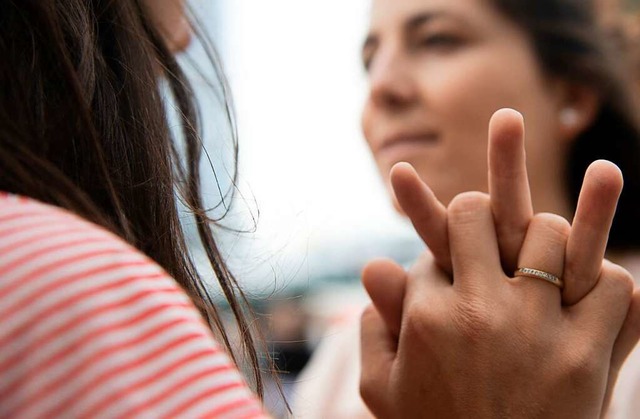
[391,162,451,273]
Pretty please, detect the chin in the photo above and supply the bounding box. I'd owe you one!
[168,23,193,53]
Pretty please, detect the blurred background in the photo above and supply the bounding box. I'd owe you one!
[185,0,423,293]
[175,0,425,414]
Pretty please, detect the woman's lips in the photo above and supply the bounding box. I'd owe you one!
[376,133,440,158]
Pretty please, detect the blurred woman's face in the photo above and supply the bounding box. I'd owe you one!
[362,0,570,209]
[143,0,192,53]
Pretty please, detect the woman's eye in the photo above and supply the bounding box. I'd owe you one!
[362,47,375,72]
[418,34,461,49]
[363,57,372,72]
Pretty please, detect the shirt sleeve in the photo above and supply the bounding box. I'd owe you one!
[0,195,268,419]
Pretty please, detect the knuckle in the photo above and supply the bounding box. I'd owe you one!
[402,297,452,346]
[600,260,634,298]
[359,371,378,406]
[521,213,570,271]
[526,214,571,256]
[448,192,490,219]
[530,213,571,240]
[412,251,435,273]
[564,345,603,384]
[361,304,377,323]
[403,303,434,341]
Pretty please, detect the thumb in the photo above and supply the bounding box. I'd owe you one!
[362,258,407,337]
[360,305,394,417]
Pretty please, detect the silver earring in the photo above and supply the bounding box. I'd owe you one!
[560,108,580,128]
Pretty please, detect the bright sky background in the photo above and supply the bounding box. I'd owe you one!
[186,1,424,293]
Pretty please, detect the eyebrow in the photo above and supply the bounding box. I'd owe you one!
[362,11,460,56]
[407,11,450,30]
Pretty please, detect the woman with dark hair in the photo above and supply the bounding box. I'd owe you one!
[295,0,640,417]
[0,0,637,417]
[0,0,270,416]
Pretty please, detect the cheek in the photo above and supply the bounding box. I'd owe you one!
[429,51,563,179]
[411,50,550,199]
[425,42,551,116]
[361,102,389,175]
[425,51,537,129]
[418,60,501,191]
[361,103,407,204]
[361,103,374,149]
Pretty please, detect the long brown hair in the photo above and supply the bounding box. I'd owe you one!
[491,0,640,251]
[0,0,267,397]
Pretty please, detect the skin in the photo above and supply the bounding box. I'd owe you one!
[356,3,640,400]
[142,0,192,53]
[361,0,594,219]
[360,110,640,417]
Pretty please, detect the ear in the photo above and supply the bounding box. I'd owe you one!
[556,82,600,143]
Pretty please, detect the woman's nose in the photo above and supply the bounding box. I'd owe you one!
[368,50,418,111]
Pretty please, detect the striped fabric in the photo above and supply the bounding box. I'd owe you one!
[0,193,267,418]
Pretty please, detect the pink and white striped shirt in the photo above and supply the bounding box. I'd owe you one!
[0,192,267,418]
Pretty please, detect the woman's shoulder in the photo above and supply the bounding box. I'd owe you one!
[0,192,147,256]
[0,192,265,418]
[0,192,174,301]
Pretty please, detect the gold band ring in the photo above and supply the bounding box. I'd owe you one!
[514,267,564,290]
